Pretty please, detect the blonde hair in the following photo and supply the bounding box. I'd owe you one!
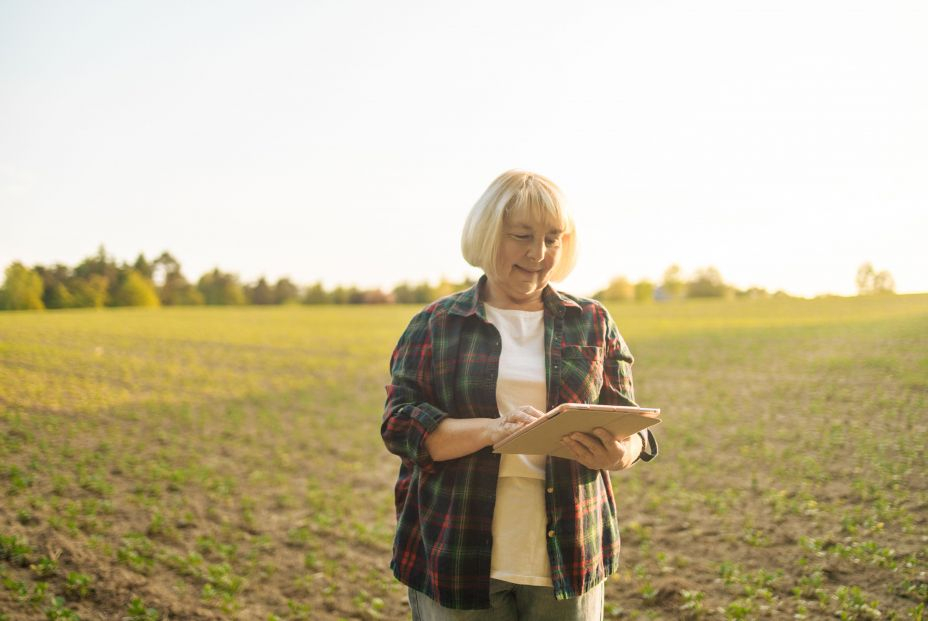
[461,170,577,282]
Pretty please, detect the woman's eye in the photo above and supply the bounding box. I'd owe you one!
[545,237,560,246]
[512,234,531,241]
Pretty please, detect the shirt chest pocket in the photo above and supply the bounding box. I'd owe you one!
[557,345,604,404]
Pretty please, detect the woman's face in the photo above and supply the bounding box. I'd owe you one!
[486,212,565,307]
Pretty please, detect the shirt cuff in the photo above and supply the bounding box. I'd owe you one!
[409,402,450,468]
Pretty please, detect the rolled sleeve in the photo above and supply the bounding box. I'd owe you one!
[381,310,448,470]
[381,396,448,470]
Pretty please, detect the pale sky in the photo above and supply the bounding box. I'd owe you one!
[2,0,926,297]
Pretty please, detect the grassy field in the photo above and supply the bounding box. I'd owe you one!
[0,294,926,620]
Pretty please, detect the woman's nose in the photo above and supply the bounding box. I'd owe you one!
[526,238,545,261]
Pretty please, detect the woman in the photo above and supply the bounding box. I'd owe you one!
[381,170,657,620]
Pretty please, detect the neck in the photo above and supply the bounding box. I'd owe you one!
[482,278,545,311]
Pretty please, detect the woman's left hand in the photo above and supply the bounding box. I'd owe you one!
[561,429,643,470]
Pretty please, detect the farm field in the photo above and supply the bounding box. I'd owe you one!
[0,294,926,620]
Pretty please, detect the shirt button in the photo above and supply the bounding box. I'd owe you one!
[547,530,555,538]
[546,487,554,494]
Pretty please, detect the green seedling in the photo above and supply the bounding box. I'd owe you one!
[64,572,93,600]
[126,596,159,621]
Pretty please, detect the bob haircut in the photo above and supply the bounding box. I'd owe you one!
[461,170,577,282]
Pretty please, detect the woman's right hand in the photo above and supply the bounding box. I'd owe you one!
[485,405,545,445]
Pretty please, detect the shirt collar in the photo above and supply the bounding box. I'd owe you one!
[448,274,581,319]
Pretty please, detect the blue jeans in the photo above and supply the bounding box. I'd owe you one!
[409,579,604,621]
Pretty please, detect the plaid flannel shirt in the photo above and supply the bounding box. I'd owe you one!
[381,276,657,610]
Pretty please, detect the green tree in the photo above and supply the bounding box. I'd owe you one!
[634,280,655,303]
[411,282,434,303]
[739,286,770,299]
[856,262,895,295]
[359,289,392,303]
[393,278,475,305]
[45,281,76,308]
[70,274,109,307]
[273,278,300,304]
[594,276,634,301]
[347,286,366,304]
[0,262,45,310]
[197,269,245,305]
[432,278,457,300]
[392,281,431,303]
[687,266,730,298]
[74,245,119,284]
[160,272,204,305]
[73,246,120,305]
[35,264,76,309]
[152,251,180,284]
[873,270,895,294]
[112,270,161,307]
[329,285,352,304]
[302,281,329,304]
[152,252,202,305]
[661,264,686,300]
[133,253,153,279]
[247,278,275,305]
[855,263,875,294]
[392,282,415,304]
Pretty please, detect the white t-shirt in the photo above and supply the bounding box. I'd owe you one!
[484,304,553,586]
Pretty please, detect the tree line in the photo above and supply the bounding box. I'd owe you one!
[0,247,476,311]
[0,248,896,311]
[593,264,781,302]
[593,262,895,302]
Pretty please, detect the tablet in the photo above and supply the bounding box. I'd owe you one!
[492,403,661,459]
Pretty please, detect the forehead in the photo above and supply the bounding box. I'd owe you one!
[504,203,565,232]
[504,214,565,233]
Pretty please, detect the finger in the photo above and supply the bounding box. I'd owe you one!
[501,409,526,424]
[568,432,604,454]
[593,427,631,443]
[591,429,628,464]
[593,427,625,455]
[520,406,545,419]
[592,427,612,442]
[561,438,596,469]
[560,437,585,459]
[562,435,595,459]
